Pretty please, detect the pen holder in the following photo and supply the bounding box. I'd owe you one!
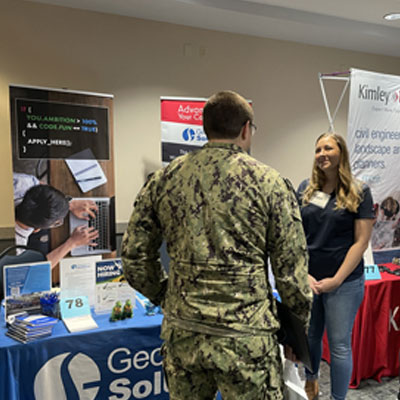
[40,292,60,319]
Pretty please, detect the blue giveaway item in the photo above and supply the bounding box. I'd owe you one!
[40,292,60,318]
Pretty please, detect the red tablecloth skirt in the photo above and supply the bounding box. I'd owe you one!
[322,263,400,388]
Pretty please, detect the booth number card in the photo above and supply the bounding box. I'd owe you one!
[60,296,98,333]
[364,264,381,281]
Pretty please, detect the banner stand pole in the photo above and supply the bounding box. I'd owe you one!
[319,71,351,132]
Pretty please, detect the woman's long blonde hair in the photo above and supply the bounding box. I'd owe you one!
[302,133,362,212]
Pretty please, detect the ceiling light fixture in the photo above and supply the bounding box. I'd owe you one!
[383,12,400,20]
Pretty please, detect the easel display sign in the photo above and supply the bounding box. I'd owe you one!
[59,255,101,307]
[3,261,51,322]
[60,295,98,333]
[95,258,135,314]
[3,261,51,298]
[364,264,382,280]
[9,85,117,283]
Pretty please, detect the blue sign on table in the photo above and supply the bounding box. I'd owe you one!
[60,296,91,319]
[364,264,381,280]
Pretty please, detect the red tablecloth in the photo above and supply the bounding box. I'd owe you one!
[322,263,400,388]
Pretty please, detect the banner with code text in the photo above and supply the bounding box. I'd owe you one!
[348,69,400,256]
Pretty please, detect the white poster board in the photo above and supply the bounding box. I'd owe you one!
[60,256,101,307]
[95,258,135,313]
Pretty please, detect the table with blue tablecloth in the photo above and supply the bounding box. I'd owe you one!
[1,300,299,400]
[0,301,168,400]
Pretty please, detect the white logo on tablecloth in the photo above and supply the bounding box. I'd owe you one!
[389,306,399,332]
[33,352,101,400]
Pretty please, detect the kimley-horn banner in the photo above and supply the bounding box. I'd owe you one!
[348,68,400,257]
[160,97,208,165]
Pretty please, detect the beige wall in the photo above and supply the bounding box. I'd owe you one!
[1,0,400,228]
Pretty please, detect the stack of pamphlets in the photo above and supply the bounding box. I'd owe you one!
[6,313,58,344]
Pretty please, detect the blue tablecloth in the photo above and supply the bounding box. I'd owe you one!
[0,301,168,400]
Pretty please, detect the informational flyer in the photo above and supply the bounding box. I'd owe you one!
[60,256,101,307]
[3,261,51,298]
[3,262,52,322]
[95,258,135,313]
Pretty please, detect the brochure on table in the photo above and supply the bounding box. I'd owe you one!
[60,255,101,307]
[6,313,58,343]
[3,262,51,322]
[95,258,135,314]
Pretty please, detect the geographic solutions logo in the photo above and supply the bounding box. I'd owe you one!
[34,352,100,400]
[182,128,195,141]
[34,347,168,400]
[71,263,91,270]
[182,127,207,142]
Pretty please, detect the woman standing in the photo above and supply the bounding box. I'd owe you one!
[297,133,374,400]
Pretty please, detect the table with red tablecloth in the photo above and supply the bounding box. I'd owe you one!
[322,263,400,388]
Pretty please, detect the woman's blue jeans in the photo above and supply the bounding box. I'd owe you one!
[305,275,364,400]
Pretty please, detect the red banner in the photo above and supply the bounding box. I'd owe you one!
[161,100,206,126]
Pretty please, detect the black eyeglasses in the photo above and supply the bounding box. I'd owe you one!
[250,122,257,136]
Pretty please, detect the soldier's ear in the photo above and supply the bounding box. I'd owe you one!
[240,120,251,141]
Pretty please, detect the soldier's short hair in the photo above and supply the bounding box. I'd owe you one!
[203,90,254,139]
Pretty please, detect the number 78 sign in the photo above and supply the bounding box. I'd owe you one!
[60,296,91,319]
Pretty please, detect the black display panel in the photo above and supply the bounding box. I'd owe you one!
[16,98,109,160]
[162,142,202,163]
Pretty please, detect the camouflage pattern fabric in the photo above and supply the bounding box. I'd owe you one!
[122,142,311,336]
[161,327,284,400]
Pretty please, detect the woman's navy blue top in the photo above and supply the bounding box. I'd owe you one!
[297,180,374,282]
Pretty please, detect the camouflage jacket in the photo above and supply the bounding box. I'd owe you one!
[122,142,312,336]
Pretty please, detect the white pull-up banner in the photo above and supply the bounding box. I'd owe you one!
[348,69,400,254]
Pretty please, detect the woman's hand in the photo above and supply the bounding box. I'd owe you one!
[308,274,321,295]
[314,277,341,293]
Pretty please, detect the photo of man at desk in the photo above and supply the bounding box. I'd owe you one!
[13,172,99,268]
[8,86,118,285]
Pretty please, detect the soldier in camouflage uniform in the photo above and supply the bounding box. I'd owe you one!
[122,90,312,400]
